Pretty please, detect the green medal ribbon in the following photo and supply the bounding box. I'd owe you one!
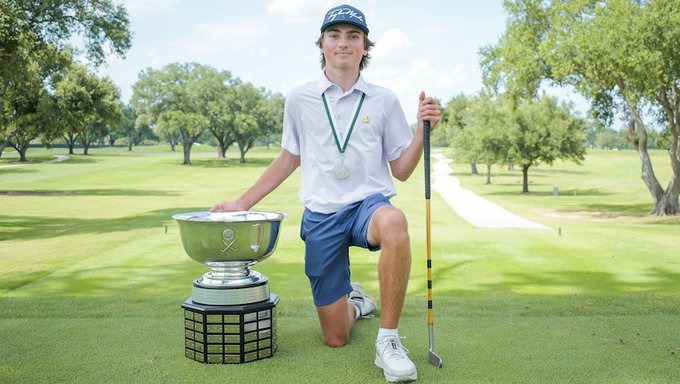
[322,92,366,154]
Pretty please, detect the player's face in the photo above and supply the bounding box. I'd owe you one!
[321,24,367,71]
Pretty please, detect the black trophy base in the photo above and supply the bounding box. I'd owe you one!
[182,294,279,364]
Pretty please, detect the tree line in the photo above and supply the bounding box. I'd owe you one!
[0,1,283,165]
[434,92,587,193]
[131,63,284,165]
[433,91,671,193]
[0,0,131,160]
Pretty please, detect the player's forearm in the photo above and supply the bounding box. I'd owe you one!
[389,131,424,182]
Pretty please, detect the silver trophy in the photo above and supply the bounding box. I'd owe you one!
[173,210,285,364]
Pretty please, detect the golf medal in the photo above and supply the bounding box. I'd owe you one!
[335,161,350,180]
[322,92,366,180]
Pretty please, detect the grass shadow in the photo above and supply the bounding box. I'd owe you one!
[453,169,589,179]
[476,268,680,296]
[531,168,590,176]
[559,202,652,216]
[414,257,680,297]
[0,167,37,175]
[188,157,274,168]
[0,189,181,197]
[483,188,613,197]
[647,216,680,225]
[0,207,205,241]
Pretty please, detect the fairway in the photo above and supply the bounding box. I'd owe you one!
[1,146,679,383]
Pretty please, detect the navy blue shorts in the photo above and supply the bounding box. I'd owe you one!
[300,193,391,307]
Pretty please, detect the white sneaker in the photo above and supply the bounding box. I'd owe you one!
[348,282,376,318]
[374,336,418,382]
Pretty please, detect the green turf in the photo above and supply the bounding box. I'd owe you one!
[1,146,678,383]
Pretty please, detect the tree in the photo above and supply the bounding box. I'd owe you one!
[151,113,180,152]
[133,63,195,162]
[113,104,158,149]
[205,76,238,159]
[52,64,123,155]
[0,0,131,78]
[482,0,680,215]
[509,95,587,193]
[457,95,512,184]
[107,104,132,147]
[111,104,148,149]
[258,90,285,150]
[84,76,122,154]
[231,83,263,163]
[231,85,284,163]
[133,63,239,164]
[450,96,483,175]
[157,110,208,164]
[441,94,478,174]
[0,60,43,162]
[595,128,630,150]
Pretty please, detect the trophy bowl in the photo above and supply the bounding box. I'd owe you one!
[173,211,285,289]
[173,211,285,263]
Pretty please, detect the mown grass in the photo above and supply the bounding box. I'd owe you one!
[1,145,679,383]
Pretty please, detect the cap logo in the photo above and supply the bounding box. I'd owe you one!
[326,8,364,23]
[321,5,369,34]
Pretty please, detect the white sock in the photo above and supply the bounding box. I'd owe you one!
[377,327,399,340]
[353,304,361,320]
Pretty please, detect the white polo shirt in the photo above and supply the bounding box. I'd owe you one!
[281,74,413,214]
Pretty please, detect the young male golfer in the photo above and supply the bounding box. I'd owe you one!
[212,4,441,382]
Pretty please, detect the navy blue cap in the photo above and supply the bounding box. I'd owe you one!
[321,4,369,35]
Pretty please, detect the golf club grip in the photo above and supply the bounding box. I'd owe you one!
[424,120,431,200]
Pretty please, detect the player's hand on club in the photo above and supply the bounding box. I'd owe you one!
[417,91,441,130]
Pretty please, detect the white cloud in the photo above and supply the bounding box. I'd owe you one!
[371,28,413,65]
[122,0,179,19]
[265,0,335,24]
[186,20,267,54]
[366,29,462,120]
[367,53,470,121]
[408,59,429,77]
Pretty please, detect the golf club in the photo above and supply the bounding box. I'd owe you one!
[424,119,443,368]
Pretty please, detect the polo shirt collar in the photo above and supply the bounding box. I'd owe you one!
[317,73,370,96]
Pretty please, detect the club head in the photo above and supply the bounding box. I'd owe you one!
[428,349,443,368]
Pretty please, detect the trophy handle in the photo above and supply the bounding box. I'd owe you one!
[250,223,262,252]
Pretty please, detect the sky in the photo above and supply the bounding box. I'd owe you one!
[98,0,588,124]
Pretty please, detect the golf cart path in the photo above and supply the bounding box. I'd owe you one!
[431,151,548,229]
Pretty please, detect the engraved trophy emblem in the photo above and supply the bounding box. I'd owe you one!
[221,229,237,252]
